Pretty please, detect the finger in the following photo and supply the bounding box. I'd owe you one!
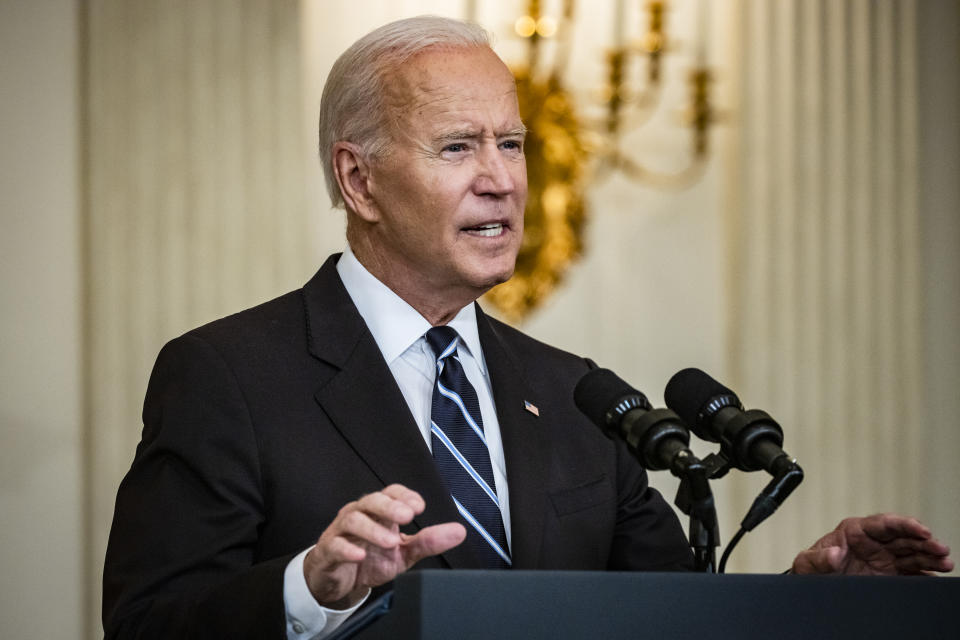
[353,490,417,527]
[314,534,368,566]
[883,536,952,559]
[335,508,403,548]
[893,552,955,574]
[859,513,931,542]
[792,546,844,574]
[381,484,426,515]
[304,539,368,608]
[400,522,467,567]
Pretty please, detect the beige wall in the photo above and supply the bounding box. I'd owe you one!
[0,0,84,636]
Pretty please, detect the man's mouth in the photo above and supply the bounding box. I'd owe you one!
[463,223,506,237]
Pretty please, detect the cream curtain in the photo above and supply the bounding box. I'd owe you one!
[84,1,312,635]
[725,0,927,571]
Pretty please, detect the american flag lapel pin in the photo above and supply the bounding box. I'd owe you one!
[524,400,540,417]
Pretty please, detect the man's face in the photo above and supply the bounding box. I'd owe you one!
[364,46,527,305]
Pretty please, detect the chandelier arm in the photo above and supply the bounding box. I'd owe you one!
[611,82,665,130]
[520,0,543,76]
[613,151,708,190]
[550,0,577,79]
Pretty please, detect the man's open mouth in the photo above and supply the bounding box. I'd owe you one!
[463,223,505,237]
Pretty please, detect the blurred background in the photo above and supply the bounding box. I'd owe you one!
[2,0,958,637]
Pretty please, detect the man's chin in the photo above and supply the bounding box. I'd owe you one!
[472,262,516,291]
[452,251,518,298]
[457,274,511,307]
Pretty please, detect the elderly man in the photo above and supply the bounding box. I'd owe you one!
[103,15,952,640]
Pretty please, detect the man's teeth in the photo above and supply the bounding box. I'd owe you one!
[468,223,503,237]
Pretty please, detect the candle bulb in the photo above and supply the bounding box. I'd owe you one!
[696,0,710,65]
[614,0,627,48]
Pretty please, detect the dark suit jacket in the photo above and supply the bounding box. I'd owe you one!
[103,254,693,639]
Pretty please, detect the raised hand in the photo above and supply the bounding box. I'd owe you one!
[302,484,466,609]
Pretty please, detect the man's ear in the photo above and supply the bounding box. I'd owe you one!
[332,142,379,222]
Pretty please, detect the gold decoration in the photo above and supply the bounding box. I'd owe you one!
[484,0,718,322]
[483,69,587,323]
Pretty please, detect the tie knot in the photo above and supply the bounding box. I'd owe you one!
[425,326,459,361]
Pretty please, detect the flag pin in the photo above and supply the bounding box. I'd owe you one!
[524,400,540,417]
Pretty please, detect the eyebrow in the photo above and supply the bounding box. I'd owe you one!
[501,126,528,138]
[433,126,528,144]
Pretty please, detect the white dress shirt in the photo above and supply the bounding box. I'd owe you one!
[283,248,511,639]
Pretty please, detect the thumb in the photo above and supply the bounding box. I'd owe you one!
[401,522,467,567]
[793,546,844,574]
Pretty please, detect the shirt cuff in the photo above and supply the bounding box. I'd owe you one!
[284,546,371,640]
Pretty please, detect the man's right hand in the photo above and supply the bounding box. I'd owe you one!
[303,484,466,609]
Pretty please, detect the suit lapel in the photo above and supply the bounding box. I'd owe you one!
[477,307,551,569]
[302,256,481,569]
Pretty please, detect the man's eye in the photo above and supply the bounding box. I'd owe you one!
[500,140,523,151]
[444,143,467,153]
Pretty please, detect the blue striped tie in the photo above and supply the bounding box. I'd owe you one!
[425,326,511,568]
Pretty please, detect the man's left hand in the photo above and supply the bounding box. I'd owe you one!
[791,513,954,575]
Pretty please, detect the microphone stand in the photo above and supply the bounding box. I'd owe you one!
[621,406,721,573]
[695,450,803,572]
[671,451,721,573]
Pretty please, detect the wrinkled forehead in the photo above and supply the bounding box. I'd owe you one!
[381,46,520,126]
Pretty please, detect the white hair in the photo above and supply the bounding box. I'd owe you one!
[318,15,493,208]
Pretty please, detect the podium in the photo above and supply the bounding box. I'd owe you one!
[338,570,960,639]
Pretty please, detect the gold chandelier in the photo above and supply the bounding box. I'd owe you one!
[483,0,718,322]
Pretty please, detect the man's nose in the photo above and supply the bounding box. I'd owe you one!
[474,144,517,196]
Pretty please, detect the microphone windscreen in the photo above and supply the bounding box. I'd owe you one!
[664,367,737,428]
[574,368,642,428]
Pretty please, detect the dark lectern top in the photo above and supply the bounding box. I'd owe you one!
[339,570,959,640]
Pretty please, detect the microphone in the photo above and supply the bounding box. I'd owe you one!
[575,368,722,572]
[574,368,692,472]
[665,368,794,475]
[664,367,803,532]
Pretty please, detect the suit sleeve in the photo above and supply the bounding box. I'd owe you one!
[607,435,696,571]
[103,333,289,639]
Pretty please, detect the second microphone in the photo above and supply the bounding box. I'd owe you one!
[574,368,693,473]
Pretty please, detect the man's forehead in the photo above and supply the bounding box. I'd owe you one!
[383,46,518,117]
[398,44,509,78]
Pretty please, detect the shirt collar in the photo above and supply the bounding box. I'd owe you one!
[336,247,487,375]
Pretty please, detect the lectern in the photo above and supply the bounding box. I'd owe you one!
[333,570,959,639]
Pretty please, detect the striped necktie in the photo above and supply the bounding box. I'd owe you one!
[425,326,511,568]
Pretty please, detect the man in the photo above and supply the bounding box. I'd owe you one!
[103,15,953,640]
